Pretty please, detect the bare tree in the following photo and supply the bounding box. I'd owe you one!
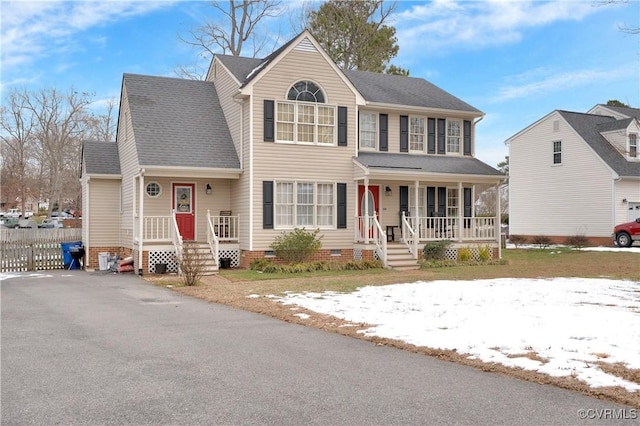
[86,98,118,142]
[178,0,284,79]
[595,0,639,34]
[23,88,93,214]
[1,89,37,214]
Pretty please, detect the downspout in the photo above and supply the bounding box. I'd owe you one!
[85,177,90,268]
[364,177,369,244]
[136,169,145,275]
[414,180,419,257]
[457,181,463,241]
[496,180,502,259]
[612,175,621,228]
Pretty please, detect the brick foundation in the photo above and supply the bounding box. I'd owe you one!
[86,246,131,269]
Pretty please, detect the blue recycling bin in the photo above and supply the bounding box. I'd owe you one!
[61,241,82,269]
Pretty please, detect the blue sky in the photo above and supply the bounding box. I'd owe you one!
[2,0,639,168]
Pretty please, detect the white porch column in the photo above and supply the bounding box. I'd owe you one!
[138,172,144,275]
[496,182,502,259]
[413,180,419,255]
[457,181,463,241]
[364,177,369,244]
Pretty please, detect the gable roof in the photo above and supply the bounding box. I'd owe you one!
[215,40,481,114]
[82,141,121,176]
[123,73,240,170]
[558,110,640,178]
[354,152,503,178]
[590,104,640,120]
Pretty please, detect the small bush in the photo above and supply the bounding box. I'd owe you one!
[531,235,552,249]
[176,241,206,286]
[458,247,472,262]
[250,259,383,274]
[509,235,527,248]
[270,228,322,263]
[565,234,589,251]
[422,240,452,260]
[477,244,491,261]
[249,258,273,271]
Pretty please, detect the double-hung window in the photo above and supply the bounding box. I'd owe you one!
[447,120,461,153]
[275,181,335,228]
[629,133,637,158]
[553,140,562,164]
[275,81,336,145]
[359,112,377,149]
[410,116,425,151]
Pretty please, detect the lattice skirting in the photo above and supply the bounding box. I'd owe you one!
[353,248,363,261]
[148,250,179,274]
[445,245,494,261]
[218,249,240,267]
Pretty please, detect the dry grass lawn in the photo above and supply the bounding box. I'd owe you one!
[145,248,640,408]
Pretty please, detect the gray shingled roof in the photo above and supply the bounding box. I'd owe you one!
[215,55,481,113]
[594,104,640,120]
[124,73,240,169]
[354,152,504,177]
[83,141,121,175]
[558,110,640,178]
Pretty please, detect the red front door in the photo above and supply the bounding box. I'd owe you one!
[358,185,379,238]
[173,183,195,241]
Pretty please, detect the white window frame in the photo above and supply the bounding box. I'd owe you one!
[629,133,637,159]
[447,119,461,154]
[409,115,426,152]
[553,140,562,165]
[447,188,459,218]
[274,181,336,229]
[359,111,377,150]
[146,182,161,198]
[275,101,337,145]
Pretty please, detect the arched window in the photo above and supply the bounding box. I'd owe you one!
[287,81,325,103]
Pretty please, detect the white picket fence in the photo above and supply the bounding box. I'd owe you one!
[1,228,83,272]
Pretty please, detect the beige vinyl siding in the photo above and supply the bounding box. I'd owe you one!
[213,61,243,157]
[88,179,122,246]
[233,100,252,251]
[615,179,640,223]
[249,47,358,250]
[509,112,614,238]
[600,129,628,154]
[117,86,139,248]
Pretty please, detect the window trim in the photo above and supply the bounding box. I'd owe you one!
[359,111,378,150]
[629,133,637,159]
[275,100,337,145]
[274,180,337,229]
[447,119,462,154]
[145,182,161,198]
[409,115,426,153]
[552,140,562,165]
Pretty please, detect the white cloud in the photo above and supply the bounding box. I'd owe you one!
[491,65,637,102]
[394,0,601,54]
[1,1,177,73]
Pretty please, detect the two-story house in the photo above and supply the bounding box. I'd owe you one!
[81,31,504,274]
[506,104,640,245]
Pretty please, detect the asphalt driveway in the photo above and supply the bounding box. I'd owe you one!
[1,271,634,425]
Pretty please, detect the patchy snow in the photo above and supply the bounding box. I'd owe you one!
[279,277,640,392]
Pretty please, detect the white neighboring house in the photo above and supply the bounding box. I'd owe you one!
[506,104,640,245]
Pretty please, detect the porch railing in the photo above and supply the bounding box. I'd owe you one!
[404,215,497,242]
[354,214,388,267]
[141,214,239,243]
[171,210,183,274]
[206,210,220,268]
[401,212,418,258]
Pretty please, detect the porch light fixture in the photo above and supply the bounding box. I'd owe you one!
[622,198,627,203]
[385,186,392,196]
[205,183,212,195]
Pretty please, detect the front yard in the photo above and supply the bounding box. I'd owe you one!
[148,247,640,408]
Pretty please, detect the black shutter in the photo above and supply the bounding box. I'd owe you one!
[463,120,471,156]
[427,118,436,154]
[464,187,472,228]
[263,181,273,229]
[399,186,409,225]
[400,115,408,152]
[437,118,446,154]
[337,183,347,229]
[264,100,274,142]
[338,106,348,146]
[438,186,446,216]
[379,114,388,152]
[427,186,436,217]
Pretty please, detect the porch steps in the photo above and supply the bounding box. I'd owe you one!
[184,243,218,276]
[386,243,419,271]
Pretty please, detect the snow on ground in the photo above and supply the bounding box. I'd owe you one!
[278,277,640,392]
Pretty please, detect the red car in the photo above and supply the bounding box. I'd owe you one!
[613,218,640,247]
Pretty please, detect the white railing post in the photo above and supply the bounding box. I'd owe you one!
[371,215,388,268]
[206,210,220,268]
[171,210,183,275]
